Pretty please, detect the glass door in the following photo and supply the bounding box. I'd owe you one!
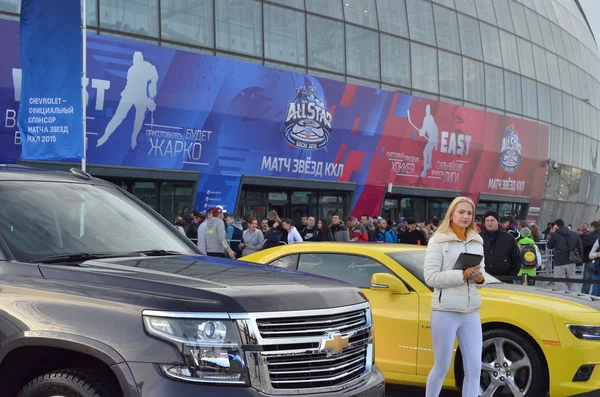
[290,191,315,226]
[238,186,350,221]
[319,193,347,220]
[382,199,399,222]
[428,199,449,220]
[160,182,194,222]
[400,198,426,221]
[479,201,528,220]
[95,177,194,221]
[133,182,159,214]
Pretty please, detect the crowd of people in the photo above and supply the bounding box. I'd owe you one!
[173,208,433,257]
[173,205,599,297]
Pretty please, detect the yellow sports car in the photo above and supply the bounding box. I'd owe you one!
[241,242,600,397]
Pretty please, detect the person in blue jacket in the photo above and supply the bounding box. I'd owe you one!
[374,219,398,243]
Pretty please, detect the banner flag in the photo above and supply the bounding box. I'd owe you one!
[18,0,83,160]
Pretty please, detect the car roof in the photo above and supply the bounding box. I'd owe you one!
[262,242,426,255]
[0,164,112,185]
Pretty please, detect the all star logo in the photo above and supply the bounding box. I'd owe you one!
[499,125,522,173]
[283,85,333,150]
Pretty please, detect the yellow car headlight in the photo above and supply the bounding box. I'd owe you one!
[568,324,600,340]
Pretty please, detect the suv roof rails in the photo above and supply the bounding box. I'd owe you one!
[0,164,33,169]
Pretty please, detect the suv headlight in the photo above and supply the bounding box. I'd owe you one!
[143,314,246,384]
[568,325,600,340]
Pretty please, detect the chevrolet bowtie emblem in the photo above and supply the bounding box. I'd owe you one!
[320,332,349,355]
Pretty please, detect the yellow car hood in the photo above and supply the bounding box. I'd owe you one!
[483,283,600,313]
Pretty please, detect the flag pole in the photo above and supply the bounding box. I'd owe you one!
[81,0,87,172]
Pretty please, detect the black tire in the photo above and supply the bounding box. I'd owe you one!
[457,328,548,396]
[17,368,115,397]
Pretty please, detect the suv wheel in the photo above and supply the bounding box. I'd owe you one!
[17,369,114,397]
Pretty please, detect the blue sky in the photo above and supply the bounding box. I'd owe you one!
[580,0,600,42]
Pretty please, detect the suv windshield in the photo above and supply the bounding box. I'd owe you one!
[387,251,502,287]
[0,181,199,263]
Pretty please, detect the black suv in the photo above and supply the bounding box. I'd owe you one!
[0,165,385,397]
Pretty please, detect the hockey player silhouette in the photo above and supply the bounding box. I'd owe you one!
[97,51,158,150]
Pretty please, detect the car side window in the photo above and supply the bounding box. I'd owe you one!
[297,253,394,288]
[268,254,299,270]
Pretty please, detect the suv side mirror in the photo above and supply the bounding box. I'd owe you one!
[370,273,410,294]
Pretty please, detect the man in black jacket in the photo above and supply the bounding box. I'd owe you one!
[480,211,522,277]
[547,219,584,292]
[581,221,600,294]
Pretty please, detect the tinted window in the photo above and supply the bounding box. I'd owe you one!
[100,0,159,37]
[160,0,213,47]
[269,254,299,270]
[297,253,394,288]
[215,0,262,57]
[264,4,306,65]
[307,16,345,73]
[0,181,197,262]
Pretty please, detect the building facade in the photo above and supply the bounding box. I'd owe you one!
[0,0,598,227]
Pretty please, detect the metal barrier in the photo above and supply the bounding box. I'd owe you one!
[495,274,600,285]
[534,239,589,278]
[494,273,600,298]
[535,240,554,275]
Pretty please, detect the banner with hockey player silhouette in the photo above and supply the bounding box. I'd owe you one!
[0,19,549,216]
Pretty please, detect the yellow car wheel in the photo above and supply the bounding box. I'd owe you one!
[457,328,548,397]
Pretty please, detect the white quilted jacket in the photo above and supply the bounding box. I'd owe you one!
[423,229,486,313]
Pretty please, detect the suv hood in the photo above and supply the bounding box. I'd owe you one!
[38,255,367,313]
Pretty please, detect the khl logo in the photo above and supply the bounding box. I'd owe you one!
[499,125,522,172]
[283,85,333,150]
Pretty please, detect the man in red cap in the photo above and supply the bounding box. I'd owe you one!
[205,206,236,259]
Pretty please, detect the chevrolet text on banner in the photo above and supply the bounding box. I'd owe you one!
[18,0,83,160]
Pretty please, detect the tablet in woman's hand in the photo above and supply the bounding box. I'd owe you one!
[453,253,483,270]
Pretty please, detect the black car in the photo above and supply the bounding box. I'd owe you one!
[0,165,385,397]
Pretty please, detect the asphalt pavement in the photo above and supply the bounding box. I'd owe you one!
[386,385,460,396]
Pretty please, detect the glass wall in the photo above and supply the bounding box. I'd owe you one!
[237,186,350,224]
[101,178,194,222]
[381,196,453,222]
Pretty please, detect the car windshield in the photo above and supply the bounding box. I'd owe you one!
[387,251,502,287]
[0,181,199,263]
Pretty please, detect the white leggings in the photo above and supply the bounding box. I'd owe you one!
[425,310,482,397]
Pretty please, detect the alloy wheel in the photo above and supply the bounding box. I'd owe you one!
[479,337,533,397]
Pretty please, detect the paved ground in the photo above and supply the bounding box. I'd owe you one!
[386,385,460,396]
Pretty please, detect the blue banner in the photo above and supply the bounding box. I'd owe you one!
[18,0,83,160]
[0,18,549,217]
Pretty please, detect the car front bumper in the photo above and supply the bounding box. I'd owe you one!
[542,339,600,397]
[126,362,386,397]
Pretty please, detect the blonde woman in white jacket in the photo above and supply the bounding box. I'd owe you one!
[423,196,486,397]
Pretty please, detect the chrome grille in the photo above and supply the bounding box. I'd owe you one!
[267,345,367,389]
[235,302,374,395]
[256,308,367,338]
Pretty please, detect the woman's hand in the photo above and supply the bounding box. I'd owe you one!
[467,265,484,282]
[463,265,481,280]
[467,265,480,277]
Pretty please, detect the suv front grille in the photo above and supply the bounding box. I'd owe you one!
[235,302,374,395]
[267,345,367,389]
[256,308,367,338]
